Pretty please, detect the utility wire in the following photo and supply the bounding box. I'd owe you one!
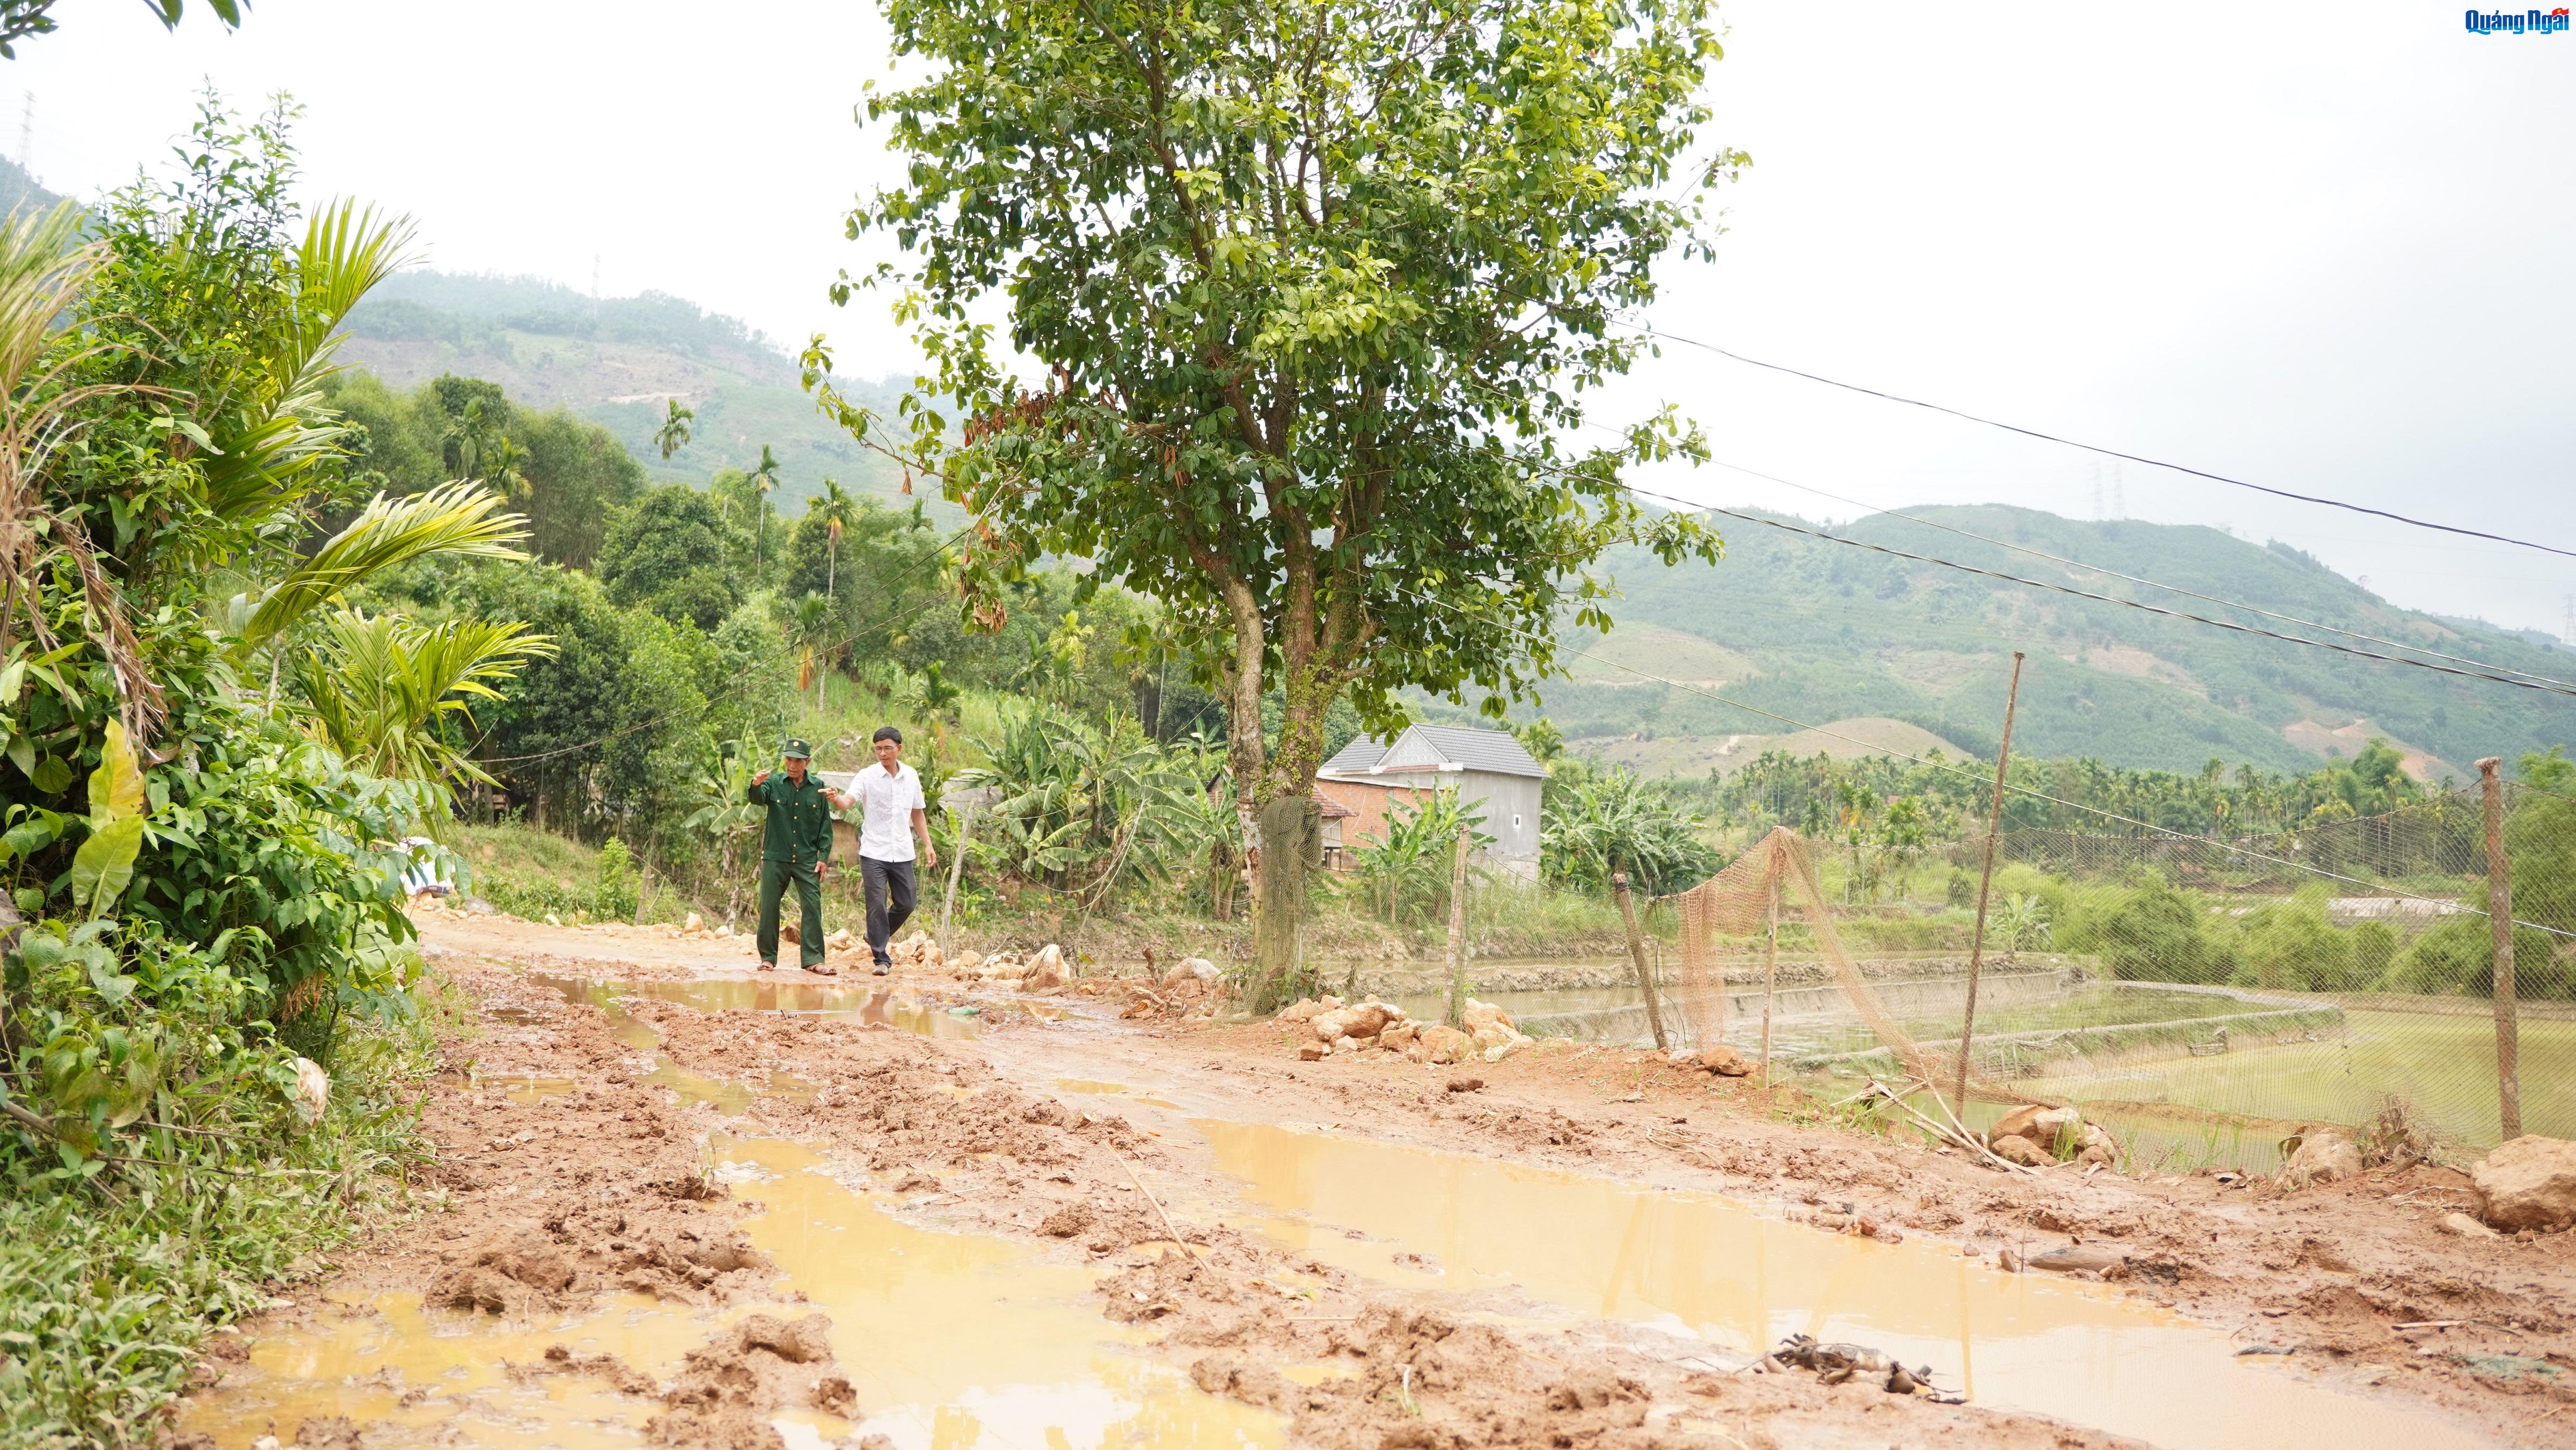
[1689,457,2576,694]
[1502,289,2576,560]
[1686,500,2576,700]
[1396,582,2576,937]
[1444,371,2576,696]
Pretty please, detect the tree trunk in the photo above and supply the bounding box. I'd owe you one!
[1250,793,1318,1014]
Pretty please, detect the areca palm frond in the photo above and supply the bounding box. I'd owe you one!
[1,205,112,536]
[199,200,417,523]
[237,480,530,651]
[293,608,554,812]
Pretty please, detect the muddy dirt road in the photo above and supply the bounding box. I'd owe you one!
[173,915,2574,1450]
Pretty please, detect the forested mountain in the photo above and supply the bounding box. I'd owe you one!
[1542,505,2576,780]
[333,273,2573,784]
[340,271,926,512]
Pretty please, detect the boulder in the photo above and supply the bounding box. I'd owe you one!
[1314,1003,1396,1042]
[1990,1104,2044,1142]
[780,923,800,945]
[1297,1040,1329,1061]
[1699,1044,1754,1077]
[1333,1035,1362,1054]
[2284,1128,2363,1187]
[1380,1021,1419,1052]
[1989,1133,2053,1168]
[1410,1024,1473,1066]
[682,912,705,934]
[2075,1123,2119,1168]
[952,949,983,974]
[1461,998,1517,1034]
[1280,999,1325,1023]
[2470,1134,2576,1232]
[2028,1106,2083,1152]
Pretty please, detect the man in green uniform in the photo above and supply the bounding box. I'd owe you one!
[748,738,847,973]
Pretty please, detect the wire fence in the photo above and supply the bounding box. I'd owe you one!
[1628,781,2574,1174]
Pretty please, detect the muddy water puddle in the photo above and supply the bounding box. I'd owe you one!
[1199,1121,2490,1450]
[181,1133,1279,1450]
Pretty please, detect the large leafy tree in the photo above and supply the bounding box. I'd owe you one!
[817,0,1736,1002]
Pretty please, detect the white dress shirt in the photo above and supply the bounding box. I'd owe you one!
[854,760,925,862]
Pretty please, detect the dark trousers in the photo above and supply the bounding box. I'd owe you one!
[757,858,825,968]
[861,855,918,964]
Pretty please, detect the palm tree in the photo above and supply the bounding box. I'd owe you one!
[811,478,859,603]
[654,398,694,461]
[748,443,782,566]
[230,480,531,654]
[292,609,555,833]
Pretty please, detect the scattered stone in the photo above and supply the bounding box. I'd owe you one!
[1698,1044,1753,1077]
[682,911,705,934]
[1407,1024,1473,1066]
[2470,1134,2576,1232]
[1989,1133,2052,1168]
[2284,1128,2363,1187]
[1445,1076,1485,1094]
[1159,956,1219,992]
[2027,1243,2128,1275]
[1297,1041,1329,1062]
[1022,943,1067,990]
[2438,1211,2500,1240]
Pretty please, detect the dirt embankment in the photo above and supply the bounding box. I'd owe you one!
[179,915,2576,1449]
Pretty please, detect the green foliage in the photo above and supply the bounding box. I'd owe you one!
[2236,888,2354,991]
[326,370,646,569]
[2062,875,2237,985]
[953,709,1223,903]
[1540,759,1718,897]
[823,0,1731,843]
[1353,790,1490,928]
[597,484,746,630]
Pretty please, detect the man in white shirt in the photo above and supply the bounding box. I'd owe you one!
[851,725,938,974]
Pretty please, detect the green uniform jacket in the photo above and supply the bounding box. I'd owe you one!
[747,773,837,866]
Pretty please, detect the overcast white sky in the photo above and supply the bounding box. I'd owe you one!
[15,2,2574,635]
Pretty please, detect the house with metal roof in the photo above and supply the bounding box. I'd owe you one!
[1314,724,1547,882]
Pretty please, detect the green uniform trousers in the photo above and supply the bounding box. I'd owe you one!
[756,858,826,968]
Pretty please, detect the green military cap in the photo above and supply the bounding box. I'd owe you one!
[780,738,813,759]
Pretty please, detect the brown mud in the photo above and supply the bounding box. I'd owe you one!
[170,915,2575,1450]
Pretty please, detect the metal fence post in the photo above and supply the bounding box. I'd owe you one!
[2477,757,2522,1142]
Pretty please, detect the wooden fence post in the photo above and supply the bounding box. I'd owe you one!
[938,799,978,968]
[1444,821,1473,1029]
[1615,871,1668,1052]
[2478,757,2522,1142]
[1955,651,2025,1114]
[1759,858,1780,1085]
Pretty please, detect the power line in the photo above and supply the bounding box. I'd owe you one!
[1686,456,2576,693]
[1445,370,2576,696]
[1395,582,2574,937]
[1465,411,2576,701]
[1686,498,2576,700]
[1504,290,2576,560]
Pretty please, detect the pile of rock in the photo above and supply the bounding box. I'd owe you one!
[1666,1045,1756,1077]
[947,942,1069,990]
[1278,994,1536,1065]
[1983,1103,2118,1169]
[885,930,943,969]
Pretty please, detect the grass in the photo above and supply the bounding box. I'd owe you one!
[0,972,458,1447]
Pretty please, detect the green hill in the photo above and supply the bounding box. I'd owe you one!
[1538,505,2576,781]
[340,271,933,513]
